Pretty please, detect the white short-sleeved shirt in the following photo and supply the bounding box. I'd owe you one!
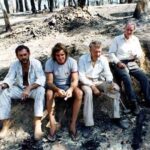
[45,57,78,88]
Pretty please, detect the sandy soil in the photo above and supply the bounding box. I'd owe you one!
[0,3,150,150]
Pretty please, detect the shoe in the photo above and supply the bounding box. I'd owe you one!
[82,126,93,138]
[144,101,150,108]
[47,133,56,142]
[112,119,129,129]
[130,101,140,115]
[69,130,79,141]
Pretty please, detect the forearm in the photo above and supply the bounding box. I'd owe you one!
[27,83,40,91]
[70,80,78,91]
[47,83,59,92]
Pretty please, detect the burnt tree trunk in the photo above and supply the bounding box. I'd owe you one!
[3,10,12,32]
[25,0,30,11]
[133,0,149,19]
[19,0,23,12]
[78,0,86,9]
[4,0,10,13]
[38,0,42,10]
[30,0,37,13]
[16,0,20,12]
[48,0,54,12]
[0,1,12,32]
[64,0,66,7]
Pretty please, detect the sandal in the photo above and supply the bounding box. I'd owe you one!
[47,133,56,142]
[69,130,79,141]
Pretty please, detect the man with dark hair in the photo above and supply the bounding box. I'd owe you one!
[109,21,150,114]
[0,45,45,140]
[45,43,82,141]
[78,41,128,138]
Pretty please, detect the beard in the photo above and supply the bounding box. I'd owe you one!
[20,58,29,64]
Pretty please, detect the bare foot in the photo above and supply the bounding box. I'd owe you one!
[34,123,44,140]
[0,119,11,139]
[0,128,8,139]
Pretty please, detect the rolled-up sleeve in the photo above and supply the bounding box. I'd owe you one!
[101,57,113,82]
[78,56,93,86]
[109,38,120,64]
[135,38,143,59]
[3,63,16,87]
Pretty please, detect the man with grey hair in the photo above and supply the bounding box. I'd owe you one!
[109,21,150,114]
[78,41,128,137]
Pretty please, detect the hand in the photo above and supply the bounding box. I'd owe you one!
[0,83,8,90]
[117,62,126,69]
[91,85,101,96]
[107,82,114,92]
[21,86,31,100]
[65,88,73,100]
[55,89,66,98]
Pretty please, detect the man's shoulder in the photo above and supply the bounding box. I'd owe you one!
[79,53,89,60]
[67,57,77,63]
[45,58,53,64]
[30,58,41,63]
[131,35,139,41]
[10,60,20,67]
[114,34,123,40]
[46,57,53,63]
[99,55,108,62]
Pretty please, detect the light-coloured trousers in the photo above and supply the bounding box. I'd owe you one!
[81,81,120,126]
[0,86,45,120]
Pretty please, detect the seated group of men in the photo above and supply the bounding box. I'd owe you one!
[0,21,150,142]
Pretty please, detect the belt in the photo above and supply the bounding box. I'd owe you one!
[87,78,99,82]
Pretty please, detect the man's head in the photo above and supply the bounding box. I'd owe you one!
[89,41,102,61]
[124,21,136,39]
[51,43,68,64]
[15,45,30,64]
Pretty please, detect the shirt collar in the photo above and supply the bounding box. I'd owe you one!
[87,53,101,62]
[122,34,134,41]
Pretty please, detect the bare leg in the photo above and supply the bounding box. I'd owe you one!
[46,90,56,136]
[34,117,43,140]
[0,119,11,139]
[70,87,83,134]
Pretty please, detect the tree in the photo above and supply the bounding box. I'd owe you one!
[48,0,54,12]
[38,0,42,10]
[78,0,86,8]
[25,0,30,11]
[19,0,24,12]
[4,0,10,13]
[30,0,37,13]
[0,0,12,32]
[133,0,150,19]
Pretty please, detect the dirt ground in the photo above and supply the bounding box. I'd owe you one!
[0,3,150,150]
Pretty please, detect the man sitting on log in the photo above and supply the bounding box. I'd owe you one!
[109,21,150,115]
[45,43,82,141]
[0,45,45,140]
[78,41,128,138]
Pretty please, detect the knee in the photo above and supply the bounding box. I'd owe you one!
[74,87,83,101]
[46,90,54,101]
[82,86,92,96]
[36,86,45,95]
[78,88,83,99]
[122,74,132,82]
